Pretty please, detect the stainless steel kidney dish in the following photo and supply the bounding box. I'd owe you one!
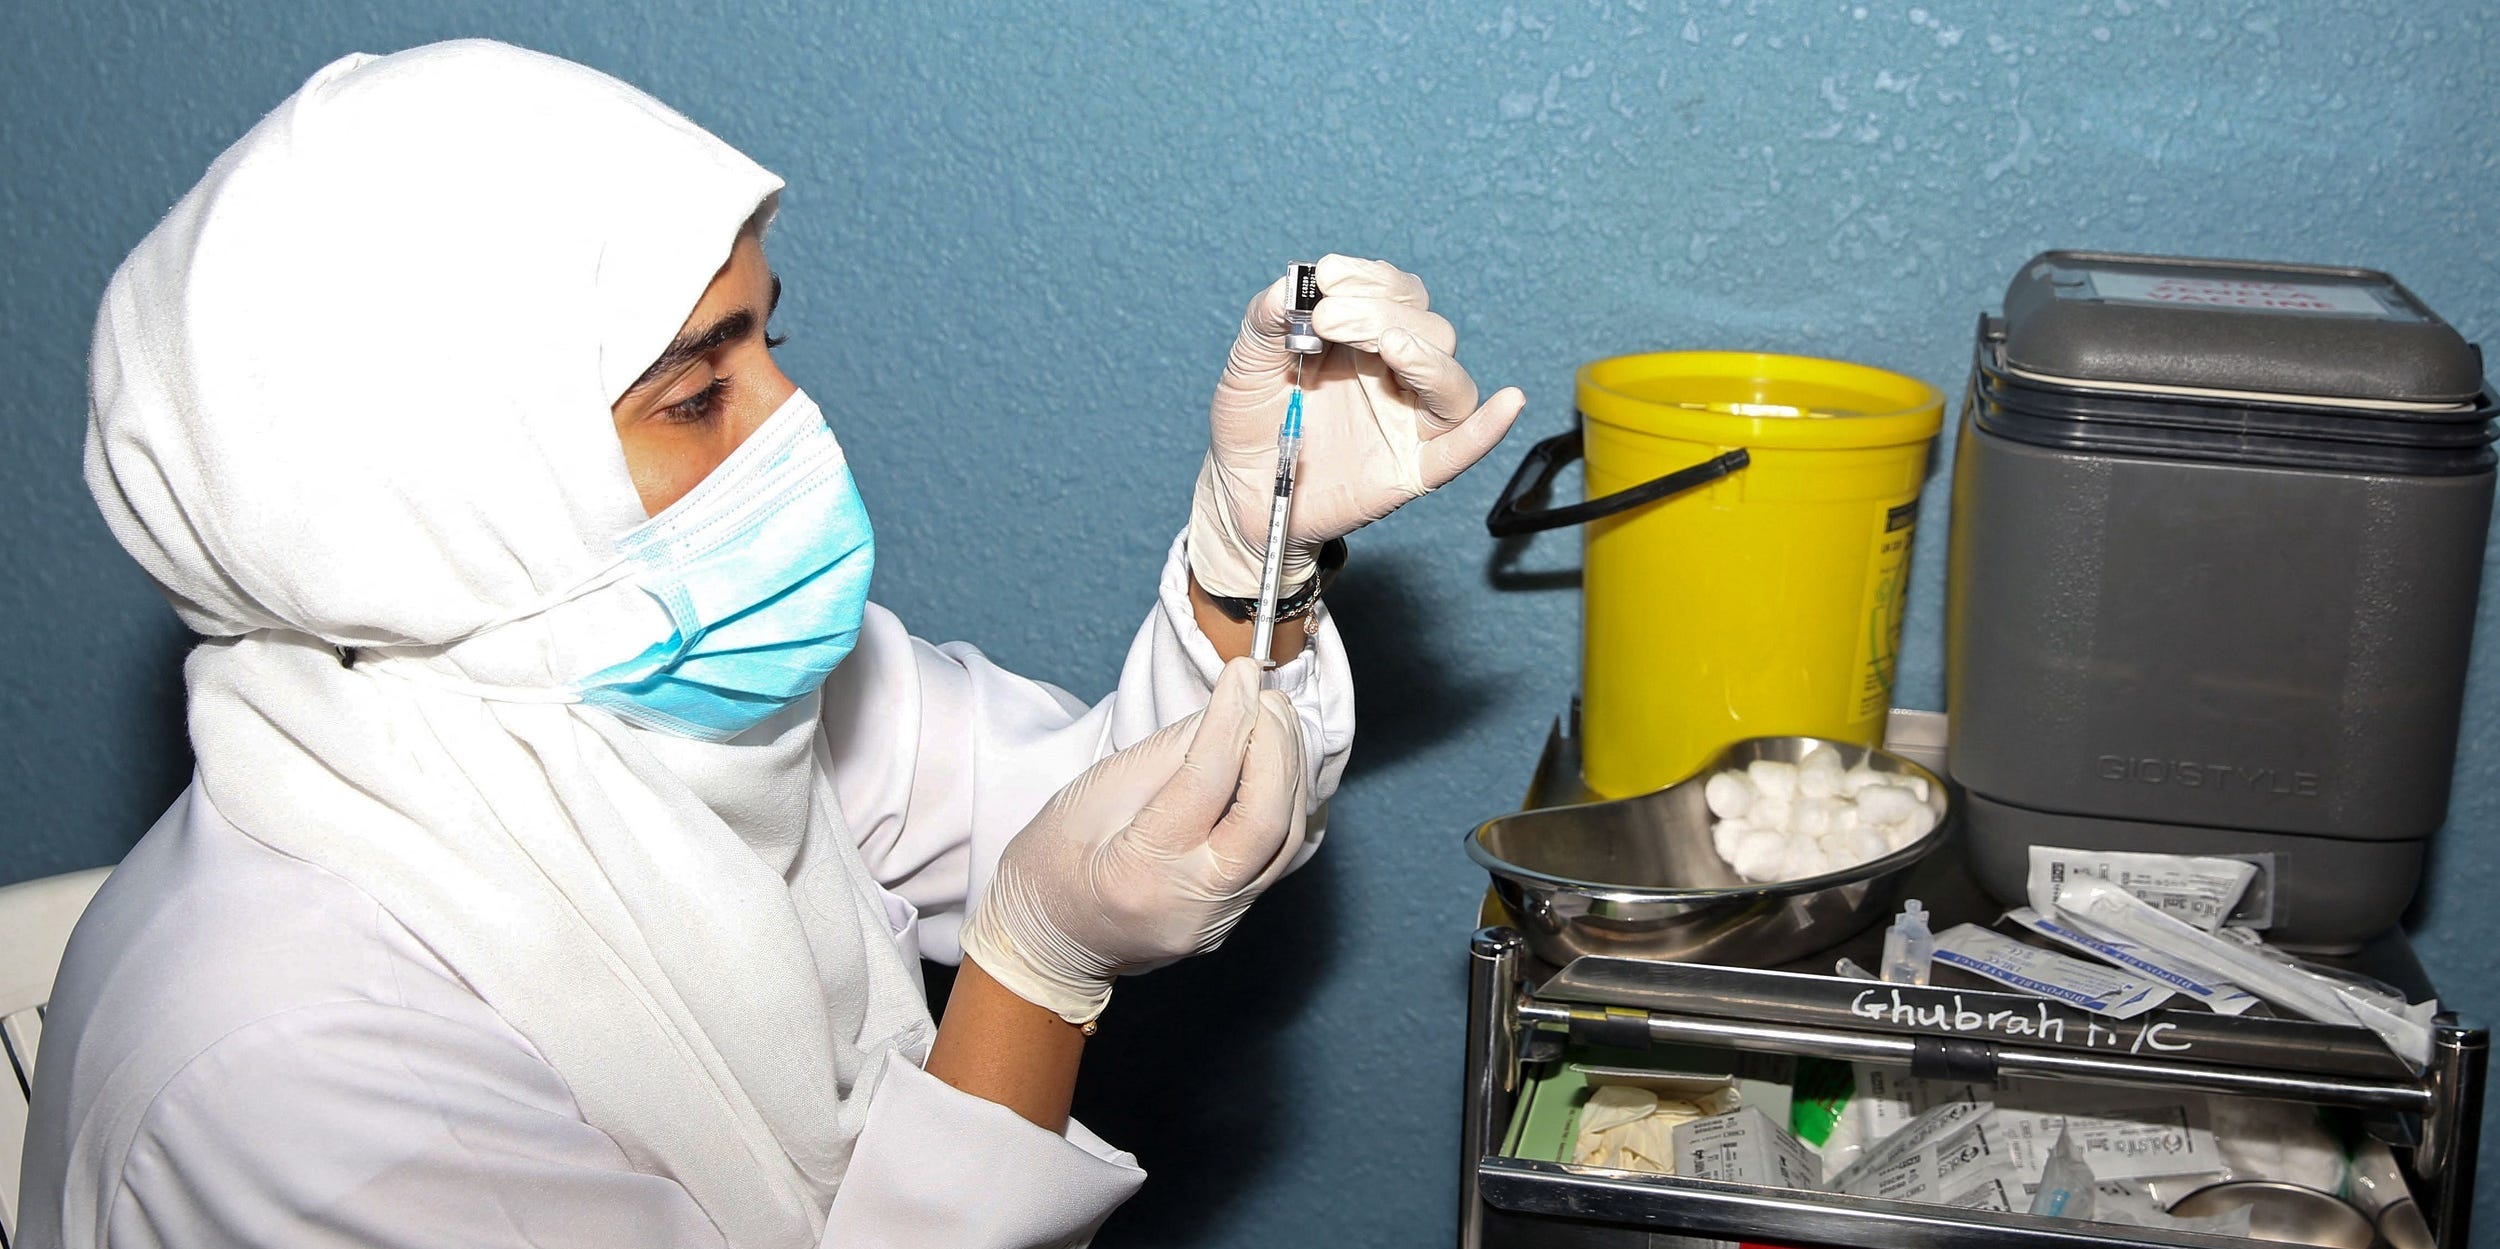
[1467,736,1951,967]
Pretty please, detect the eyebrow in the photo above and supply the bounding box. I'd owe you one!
[624,271,784,396]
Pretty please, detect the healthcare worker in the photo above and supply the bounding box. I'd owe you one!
[18,39,1523,1249]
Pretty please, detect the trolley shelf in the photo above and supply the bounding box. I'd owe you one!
[1458,714,2484,1249]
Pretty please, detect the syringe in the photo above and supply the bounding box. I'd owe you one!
[1252,262,1323,668]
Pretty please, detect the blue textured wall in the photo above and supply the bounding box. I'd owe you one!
[6,1,2496,1242]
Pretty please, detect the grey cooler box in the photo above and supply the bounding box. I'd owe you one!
[1946,251,2496,948]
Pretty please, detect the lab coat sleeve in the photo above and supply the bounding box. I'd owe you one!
[102,1000,1143,1249]
[822,531,1355,965]
[105,1001,729,1249]
[820,1060,1145,1247]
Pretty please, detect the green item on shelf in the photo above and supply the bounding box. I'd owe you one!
[1788,1056,1856,1146]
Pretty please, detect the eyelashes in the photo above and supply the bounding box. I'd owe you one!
[656,326,786,424]
[661,375,731,424]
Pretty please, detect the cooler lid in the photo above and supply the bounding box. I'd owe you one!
[2001,251,2486,406]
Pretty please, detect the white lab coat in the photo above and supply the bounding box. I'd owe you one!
[21,542,1356,1249]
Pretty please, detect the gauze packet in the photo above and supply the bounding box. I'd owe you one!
[2027,845,2258,932]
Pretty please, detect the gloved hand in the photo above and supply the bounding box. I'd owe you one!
[1187,254,1527,598]
[961,658,1310,1023]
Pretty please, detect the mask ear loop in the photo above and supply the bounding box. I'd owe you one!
[357,657,591,704]
[349,551,644,702]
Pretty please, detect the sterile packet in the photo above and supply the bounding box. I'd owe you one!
[2058,880,2437,1069]
[1669,1105,1824,1190]
[1838,1091,2227,1217]
[1828,1097,1994,1193]
[2026,846,2258,931]
[2215,926,2423,1018]
[1989,1096,2223,1187]
[1807,1063,1986,1175]
[1930,923,2175,1017]
[1854,1065,1990,1146]
[1834,1107,2019,1211]
[1842,1134,2022,1211]
[2004,906,2260,1015]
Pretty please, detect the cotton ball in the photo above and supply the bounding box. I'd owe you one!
[1733,830,1790,881]
[1749,795,1793,835]
[1798,748,1846,798]
[1897,803,1940,841]
[1901,774,1933,802]
[1712,819,1749,865]
[1833,825,1890,867]
[1855,783,1919,826]
[1780,838,1834,880]
[1704,770,1756,820]
[1746,759,1799,800]
[1841,764,1883,797]
[1879,820,1922,851]
[1792,797,1847,839]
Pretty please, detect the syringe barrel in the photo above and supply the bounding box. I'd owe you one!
[1272,435,1301,494]
[1250,491,1292,666]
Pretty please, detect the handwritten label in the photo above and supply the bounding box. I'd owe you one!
[1849,987,2194,1056]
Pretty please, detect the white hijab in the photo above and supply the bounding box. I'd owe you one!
[84,40,929,1248]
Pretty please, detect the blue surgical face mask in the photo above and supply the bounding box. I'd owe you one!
[573,389,874,741]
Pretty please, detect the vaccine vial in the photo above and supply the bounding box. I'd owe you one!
[1284,262,1323,356]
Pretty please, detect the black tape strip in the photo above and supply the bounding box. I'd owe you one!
[1911,1035,1999,1084]
[1573,1007,1652,1052]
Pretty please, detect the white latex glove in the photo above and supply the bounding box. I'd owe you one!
[1187,254,1528,598]
[960,658,1311,1023]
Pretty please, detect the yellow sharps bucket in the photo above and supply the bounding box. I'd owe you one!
[1488,352,1944,798]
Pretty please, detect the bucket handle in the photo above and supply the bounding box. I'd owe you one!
[1484,425,1751,537]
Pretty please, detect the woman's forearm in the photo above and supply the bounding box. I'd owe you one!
[1188,573,1312,665]
[925,575,1306,1132]
[925,956,1088,1132]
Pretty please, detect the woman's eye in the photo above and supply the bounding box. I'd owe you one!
[660,376,730,424]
